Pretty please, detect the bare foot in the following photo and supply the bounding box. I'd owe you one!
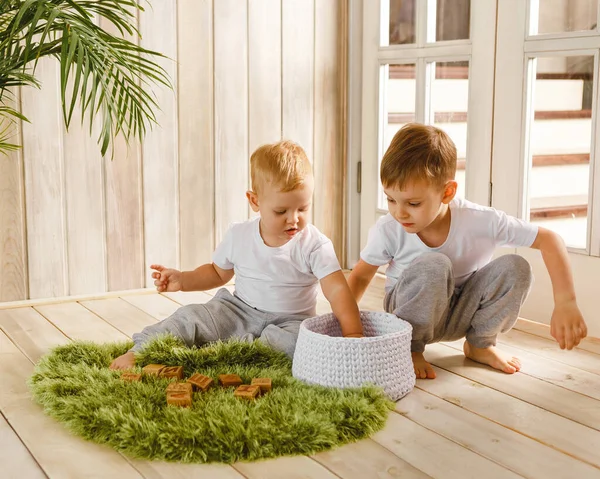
[109,351,136,370]
[412,352,437,379]
[463,341,521,374]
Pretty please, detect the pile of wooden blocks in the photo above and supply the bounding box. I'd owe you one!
[121,364,272,408]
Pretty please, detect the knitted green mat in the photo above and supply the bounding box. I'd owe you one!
[29,336,394,463]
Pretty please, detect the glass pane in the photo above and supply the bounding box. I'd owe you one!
[380,64,417,209]
[389,0,416,45]
[527,55,593,249]
[430,61,469,198]
[536,0,597,35]
[436,0,470,41]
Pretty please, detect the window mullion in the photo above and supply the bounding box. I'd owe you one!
[527,0,540,37]
[415,58,427,123]
[416,0,428,47]
[425,0,437,43]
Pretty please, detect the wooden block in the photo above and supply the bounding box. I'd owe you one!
[142,364,165,376]
[166,391,192,408]
[187,373,213,392]
[160,366,184,380]
[234,385,260,400]
[121,372,142,382]
[166,382,193,395]
[219,374,243,388]
[251,377,272,394]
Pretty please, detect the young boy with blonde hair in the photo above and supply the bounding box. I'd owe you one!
[348,123,587,379]
[111,140,363,370]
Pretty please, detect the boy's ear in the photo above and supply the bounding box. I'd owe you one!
[441,180,458,204]
[246,190,260,212]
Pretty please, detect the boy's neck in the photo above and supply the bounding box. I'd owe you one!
[417,203,451,248]
[258,218,291,248]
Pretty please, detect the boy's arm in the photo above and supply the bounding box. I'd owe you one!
[347,259,379,303]
[530,227,587,349]
[320,271,364,338]
[181,263,234,291]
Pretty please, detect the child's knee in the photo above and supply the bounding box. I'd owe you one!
[411,252,452,273]
[259,324,298,358]
[496,254,533,292]
[174,303,205,319]
[404,253,453,290]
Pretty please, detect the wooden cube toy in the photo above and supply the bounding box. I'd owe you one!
[219,374,243,388]
[160,366,184,380]
[251,378,272,394]
[121,372,142,382]
[166,382,193,395]
[166,391,192,408]
[234,385,260,400]
[187,373,213,392]
[142,364,165,376]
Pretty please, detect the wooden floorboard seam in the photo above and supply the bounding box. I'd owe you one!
[0,409,49,479]
[388,410,526,478]
[414,384,600,470]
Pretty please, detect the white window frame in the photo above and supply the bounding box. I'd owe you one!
[493,0,600,257]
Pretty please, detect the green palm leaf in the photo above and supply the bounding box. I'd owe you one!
[0,0,172,157]
[0,104,28,154]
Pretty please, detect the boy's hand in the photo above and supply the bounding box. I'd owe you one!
[320,271,364,338]
[550,299,587,350]
[151,264,183,292]
[109,351,136,370]
[344,332,364,338]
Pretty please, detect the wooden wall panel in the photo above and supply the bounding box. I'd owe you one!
[0,91,27,301]
[62,98,106,295]
[0,1,347,301]
[314,0,345,257]
[214,0,249,242]
[178,0,215,271]
[140,0,179,285]
[249,0,282,152]
[104,136,144,291]
[282,0,315,159]
[20,58,68,298]
[100,16,145,292]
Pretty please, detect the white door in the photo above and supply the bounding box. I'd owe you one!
[357,0,497,261]
[492,0,600,337]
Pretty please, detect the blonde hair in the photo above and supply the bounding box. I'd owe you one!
[250,140,312,194]
[380,123,457,189]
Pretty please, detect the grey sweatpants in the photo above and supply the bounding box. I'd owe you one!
[384,253,533,353]
[131,288,310,357]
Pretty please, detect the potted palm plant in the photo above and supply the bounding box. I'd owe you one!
[0,0,171,156]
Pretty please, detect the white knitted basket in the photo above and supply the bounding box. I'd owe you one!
[292,311,415,401]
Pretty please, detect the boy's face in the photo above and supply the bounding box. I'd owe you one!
[246,175,314,247]
[384,179,456,234]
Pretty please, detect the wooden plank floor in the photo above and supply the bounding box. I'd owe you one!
[1,277,599,479]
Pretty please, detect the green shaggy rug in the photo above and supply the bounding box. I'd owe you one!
[29,336,394,463]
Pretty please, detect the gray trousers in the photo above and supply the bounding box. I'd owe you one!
[131,289,310,357]
[384,253,533,353]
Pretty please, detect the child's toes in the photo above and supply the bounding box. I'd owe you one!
[502,361,517,374]
[508,357,521,371]
[425,364,437,379]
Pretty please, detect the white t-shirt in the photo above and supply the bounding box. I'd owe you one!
[212,217,341,315]
[361,197,539,292]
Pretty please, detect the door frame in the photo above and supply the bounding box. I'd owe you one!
[348,0,498,266]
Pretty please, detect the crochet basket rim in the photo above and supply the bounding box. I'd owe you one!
[299,311,413,342]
